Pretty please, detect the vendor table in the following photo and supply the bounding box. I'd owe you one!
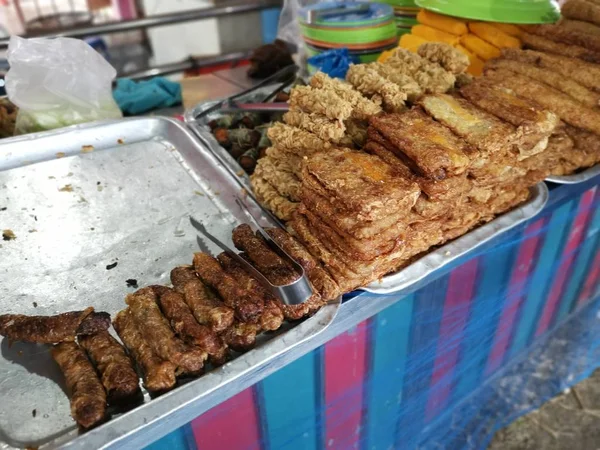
[123,172,600,450]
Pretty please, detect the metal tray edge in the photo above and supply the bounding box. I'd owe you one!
[360,182,550,295]
[546,164,600,184]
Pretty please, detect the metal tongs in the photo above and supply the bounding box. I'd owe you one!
[189,198,313,306]
[195,64,299,121]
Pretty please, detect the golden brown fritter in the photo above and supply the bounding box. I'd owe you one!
[267,122,333,156]
[251,173,299,221]
[289,85,353,121]
[78,331,140,402]
[0,308,109,344]
[113,309,176,393]
[253,157,301,202]
[385,48,456,94]
[126,288,207,376]
[51,342,107,429]
[346,64,408,112]
[417,42,470,75]
[283,109,346,143]
[170,266,234,334]
[366,62,423,102]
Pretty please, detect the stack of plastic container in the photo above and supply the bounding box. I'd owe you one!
[376,0,420,37]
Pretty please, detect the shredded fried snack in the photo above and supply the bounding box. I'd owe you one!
[251,173,299,221]
[51,342,107,428]
[485,58,600,108]
[193,252,264,323]
[289,85,352,121]
[78,331,140,402]
[0,308,110,344]
[216,253,285,331]
[152,286,227,364]
[267,122,332,157]
[126,288,207,375]
[520,31,600,64]
[310,72,382,121]
[386,48,456,94]
[170,266,234,334]
[367,62,422,102]
[264,146,304,175]
[417,42,470,75]
[113,309,176,392]
[283,109,346,143]
[500,48,600,90]
[485,68,600,136]
[253,156,301,202]
[346,64,407,112]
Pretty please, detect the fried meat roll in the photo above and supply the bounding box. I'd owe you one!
[193,252,264,324]
[151,285,228,364]
[78,331,140,401]
[523,24,600,53]
[232,224,300,286]
[51,342,106,428]
[221,322,260,352]
[113,310,176,393]
[170,266,235,334]
[519,31,600,64]
[0,307,110,344]
[126,288,207,376]
[217,253,285,331]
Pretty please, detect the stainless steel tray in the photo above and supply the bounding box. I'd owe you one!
[363,183,549,294]
[546,164,600,184]
[0,117,340,450]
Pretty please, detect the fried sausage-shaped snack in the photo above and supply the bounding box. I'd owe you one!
[151,286,228,365]
[222,322,260,352]
[265,227,341,302]
[51,342,107,429]
[0,307,110,344]
[126,288,207,376]
[170,266,234,334]
[78,331,140,402]
[193,253,264,324]
[232,224,300,286]
[113,310,176,393]
[217,253,284,332]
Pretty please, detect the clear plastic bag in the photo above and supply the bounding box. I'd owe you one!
[5,36,122,135]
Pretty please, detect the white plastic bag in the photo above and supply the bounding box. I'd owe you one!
[5,36,122,134]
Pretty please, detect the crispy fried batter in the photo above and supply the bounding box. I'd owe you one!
[418,93,515,156]
[484,58,600,108]
[216,253,286,330]
[303,148,420,221]
[267,122,333,156]
[369,109,472,179]
[484,68,600,136]
[417,42,470,74]
[310,71,382,121]
[289,85,353,121]
[385,48,456,94]
[253,156,301,202]
[460,80,559,159]
[344,119,369,148]
[126,288,207,375]
[283,109,346,143]
[151,286,227,364]
[193,252,264,323]
[113,309,176,392]
[170,266,234,334]
[519,31,600,64]
[366,62,422,102]
[51,342,106,429]
[251,173,299,221]
[264,146,304,176]
[78,331,140,402]
[346,64,407,112]
[0,307,104,344]
[265,227,341,301]
[232,224,300,286]
[500,48,600,91]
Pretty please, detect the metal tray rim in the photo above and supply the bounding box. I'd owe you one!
[361,182,549,294]
[545,164,600,184]
[0,116,341,450]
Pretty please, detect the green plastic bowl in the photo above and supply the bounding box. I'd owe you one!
[300,20,397,45]
[414,0,561,24]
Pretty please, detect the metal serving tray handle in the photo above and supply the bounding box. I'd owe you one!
[0,116,341,450]
[546,164,600,184]
[362,183,550,295]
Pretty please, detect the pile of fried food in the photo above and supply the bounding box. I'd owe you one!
[0,225,340,429]
[249,10,600,293]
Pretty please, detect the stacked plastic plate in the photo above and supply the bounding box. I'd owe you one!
[300,2,399,65]
[376,0,420,36]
